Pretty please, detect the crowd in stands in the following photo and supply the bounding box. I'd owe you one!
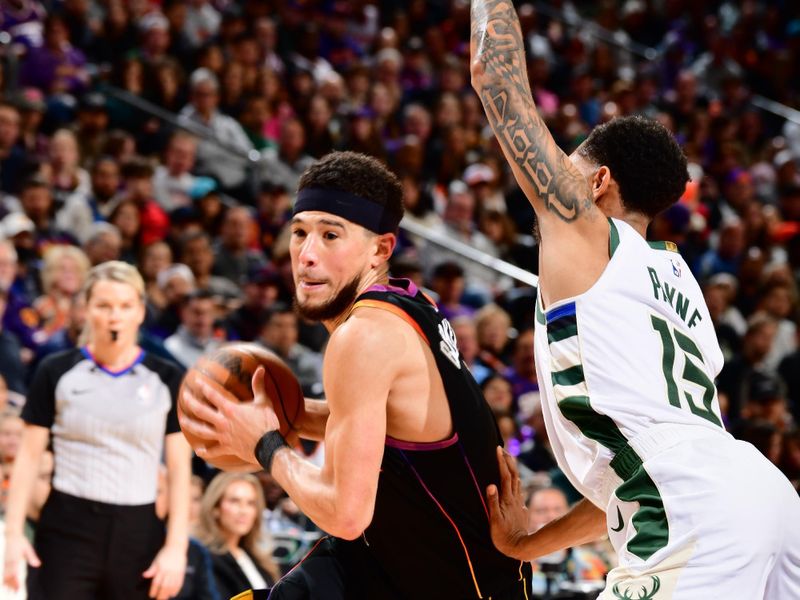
[0,0,799,597]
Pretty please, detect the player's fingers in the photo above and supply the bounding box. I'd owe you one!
[23,545,41,568]
[502,450,521,491]
[196,379,233,413]
[195,441,225,459]
[183,388,225,427]
[251,366,268,404]
[496,447,515,500]
[178,411,218,440]
[486,484,501,519]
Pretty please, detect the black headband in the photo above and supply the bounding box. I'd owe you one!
[292,188,398,234]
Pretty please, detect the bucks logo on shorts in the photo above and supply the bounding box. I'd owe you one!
[612,575,661,600]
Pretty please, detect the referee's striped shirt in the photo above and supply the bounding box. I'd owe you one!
[22,347,184,506]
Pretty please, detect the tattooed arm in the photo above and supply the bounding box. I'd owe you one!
[470,0,595,224]
[471,1,610,299]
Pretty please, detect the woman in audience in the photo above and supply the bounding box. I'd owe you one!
[195,472,279,598]
[32,245,90,344]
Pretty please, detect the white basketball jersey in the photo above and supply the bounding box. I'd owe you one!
[534,218,728,510]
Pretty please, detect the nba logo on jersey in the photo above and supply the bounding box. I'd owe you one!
[137,384,154,407]
[671,258,681,277]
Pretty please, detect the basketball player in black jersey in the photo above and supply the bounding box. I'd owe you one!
[179,151,531,599]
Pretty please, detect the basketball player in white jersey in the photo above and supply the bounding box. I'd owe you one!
[471,2,800,598]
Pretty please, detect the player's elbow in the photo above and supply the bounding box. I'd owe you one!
[470,59,487,92]
[329,515,371,541]
[328,503,373,540]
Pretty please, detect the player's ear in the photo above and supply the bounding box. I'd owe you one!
[372,232,396,267]
[592,166,612,202]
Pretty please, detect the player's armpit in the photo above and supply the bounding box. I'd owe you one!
[470,0,599,232]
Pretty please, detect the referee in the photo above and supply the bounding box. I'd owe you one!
[3,261,192,600]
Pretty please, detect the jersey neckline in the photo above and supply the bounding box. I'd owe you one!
[80,346,146,377]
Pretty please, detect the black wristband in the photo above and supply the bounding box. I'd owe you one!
[254,431,288,474]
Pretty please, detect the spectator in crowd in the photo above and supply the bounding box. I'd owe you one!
[224,265,281,342]
[82,221,123,266]
[525,487,609,598]
[503,328,536,398]
[56,156,122,244]
[256,302,323,398]
[737,372,793,435]
[212,205,267,286]
[45,129,91,209]
[0,238,40,353]
[153,132,205,212]
[154,467,221,600]
[19,176,78,256]
[178,68,253,192]
[480,372,515,418]
[260,117,316,194]
[703,277,743,362]
[178,231,241,302]
[0,287,29,396]
[150,263,196,339]
[718,312,779,423]
[164,289,224,369]
[118,157,170,248]
[428,260,474,321]
[140,240,174,314]
[73,93,110,167]
[780,429,800,493]
[422,179,500,302]
[0,407,23,499]
[451,315,492,384]
[18,14,88,96]
[109,198,142,264]
[29,291,86,374]
[474,302,513,374]
[755,281,798,372]
[13,87,49,164]
[31,245,90,345]
[194,472,280,599]
[0,102,28,195]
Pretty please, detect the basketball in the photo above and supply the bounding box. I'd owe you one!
[179,343,306,471]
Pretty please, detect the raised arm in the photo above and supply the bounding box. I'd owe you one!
[470,1,598,232]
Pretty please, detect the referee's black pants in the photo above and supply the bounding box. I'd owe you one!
[27,489,165,600]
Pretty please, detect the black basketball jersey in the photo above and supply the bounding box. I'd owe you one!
[338,279,529,599]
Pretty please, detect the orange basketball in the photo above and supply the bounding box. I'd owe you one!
[178,343,306,471]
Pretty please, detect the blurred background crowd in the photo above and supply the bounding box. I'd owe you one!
[0,0,799,597]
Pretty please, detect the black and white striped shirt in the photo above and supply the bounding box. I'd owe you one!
[22,348,183,505]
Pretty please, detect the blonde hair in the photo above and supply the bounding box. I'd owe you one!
[194,472,279,581]
[82,260,145,303]
[79,261,146,345]
[41,245,91,295]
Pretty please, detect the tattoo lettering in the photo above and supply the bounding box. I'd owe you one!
[471,0,591,223]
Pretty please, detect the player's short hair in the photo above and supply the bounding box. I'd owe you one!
[297,151,404,234]
[577,116,689,219]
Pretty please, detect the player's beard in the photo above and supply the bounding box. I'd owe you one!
[293,273,362,322]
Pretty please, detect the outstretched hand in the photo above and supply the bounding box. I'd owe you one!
[486,446,531,561]
[178,366,281,466]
